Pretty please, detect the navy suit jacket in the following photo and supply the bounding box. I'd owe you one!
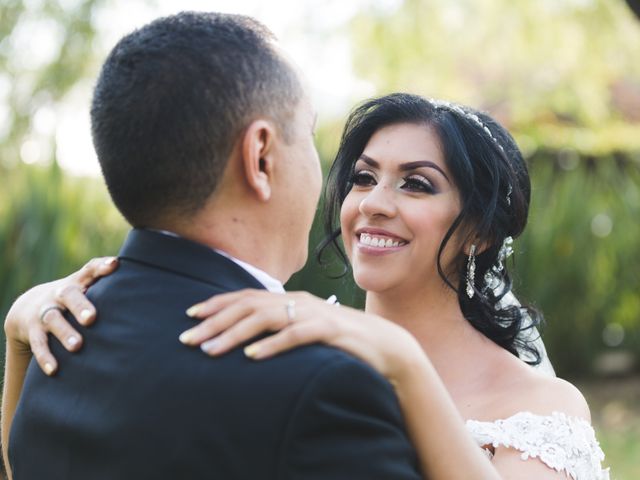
[9,229,422,479]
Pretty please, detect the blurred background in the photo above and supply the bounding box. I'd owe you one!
[1,0,639,476]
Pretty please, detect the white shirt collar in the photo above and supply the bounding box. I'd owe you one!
[213,249,285,293]
[150,229,285,293]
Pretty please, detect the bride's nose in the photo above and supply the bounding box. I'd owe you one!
[358,183,398,218]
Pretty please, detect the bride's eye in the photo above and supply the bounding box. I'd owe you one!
[401,174,436,194]
[350,170,376,187]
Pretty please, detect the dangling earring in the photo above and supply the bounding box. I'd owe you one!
[466,244,477,298]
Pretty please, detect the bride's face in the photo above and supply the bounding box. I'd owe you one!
[340,122,463,294]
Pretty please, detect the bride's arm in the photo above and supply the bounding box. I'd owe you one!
[2,336,32,479]
[384,346,500,479]
[181,289,582,480]
[1,257,118,474]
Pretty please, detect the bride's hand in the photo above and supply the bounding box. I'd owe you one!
[179,289,424,384]
[4,257,119,375]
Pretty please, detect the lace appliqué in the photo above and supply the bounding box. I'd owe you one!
[466,411,609,480]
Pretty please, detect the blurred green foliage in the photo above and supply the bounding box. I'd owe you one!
[516,152,640,376]
[1,0,114,359]
[349,0,640,155]
[1,0,639,384]
[0,164,126,323]
[0,0,107,169]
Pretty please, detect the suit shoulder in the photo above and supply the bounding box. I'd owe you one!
[273,348,420,480]
[282,344,395,396]
[282,346,401,425]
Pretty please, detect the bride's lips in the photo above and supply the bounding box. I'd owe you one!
[354,228,409,256]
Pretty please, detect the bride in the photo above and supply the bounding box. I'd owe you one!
[3,94,608,479]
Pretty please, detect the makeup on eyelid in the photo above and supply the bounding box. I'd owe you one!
[358,154,450,184]
[350,169,439,194]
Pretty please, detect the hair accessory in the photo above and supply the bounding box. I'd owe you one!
[466,244,477,298]
[430,99,504,152]
[497,236,514,270]
[506,184,513,206]
[482,236,515,290]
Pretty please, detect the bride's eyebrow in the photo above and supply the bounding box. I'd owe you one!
[358,154,450,183]
[399,161,450,183]
[357,154,379,168]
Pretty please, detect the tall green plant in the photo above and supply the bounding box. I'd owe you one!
[514,153,640,376]
[0,163,127,354]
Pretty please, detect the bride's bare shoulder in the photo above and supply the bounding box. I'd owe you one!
[496,356,591,422]
[459,347,590,423]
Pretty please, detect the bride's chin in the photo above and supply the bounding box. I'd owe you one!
[353,273,396,294]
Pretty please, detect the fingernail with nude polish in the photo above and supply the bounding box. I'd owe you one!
[80,309,93,324]
[104,257,117,266]
[179,331,194,344]
[67,336,79,348]
[244,344,260,359]
[185,304,201,318]
[44,363,55,376]
[201,339,221,355]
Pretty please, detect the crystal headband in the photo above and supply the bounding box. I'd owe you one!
[430,98,512,205]
[429,99,505,153]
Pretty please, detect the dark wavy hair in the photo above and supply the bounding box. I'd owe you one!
[319,93,542,365]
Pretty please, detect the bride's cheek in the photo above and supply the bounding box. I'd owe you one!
[344,239,353,259]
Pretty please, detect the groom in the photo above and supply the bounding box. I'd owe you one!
[8,12,422,479]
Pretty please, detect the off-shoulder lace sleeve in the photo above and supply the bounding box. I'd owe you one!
[466,411,609,480]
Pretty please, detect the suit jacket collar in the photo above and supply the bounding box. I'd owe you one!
[118,228,266,292]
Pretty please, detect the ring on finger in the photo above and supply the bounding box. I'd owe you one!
[39,305,65,325]
[285,300,296,324]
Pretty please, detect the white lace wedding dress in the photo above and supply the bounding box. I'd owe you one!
[466,411,609,479]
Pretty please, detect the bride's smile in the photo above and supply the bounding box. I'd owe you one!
[356,228,409,250]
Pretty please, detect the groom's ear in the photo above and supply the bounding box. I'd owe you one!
[240,119,276,202]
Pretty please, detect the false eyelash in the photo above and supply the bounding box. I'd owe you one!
[402,175,436,194]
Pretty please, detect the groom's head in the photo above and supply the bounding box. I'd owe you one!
[91,12,322,280]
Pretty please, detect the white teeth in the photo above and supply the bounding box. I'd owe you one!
[359,234,406,248]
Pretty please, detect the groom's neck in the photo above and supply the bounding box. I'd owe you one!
[158,209,293,284]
